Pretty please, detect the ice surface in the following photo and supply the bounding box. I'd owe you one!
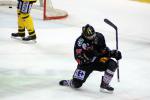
[0,0,150,100]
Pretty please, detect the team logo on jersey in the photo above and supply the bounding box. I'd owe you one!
[82,43,87,50]
[77,38,84,47]
[76,49,82,54]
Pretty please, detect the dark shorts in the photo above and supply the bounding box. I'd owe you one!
[72,59,118,84]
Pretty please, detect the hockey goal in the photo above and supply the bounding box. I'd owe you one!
[0,0,68,20]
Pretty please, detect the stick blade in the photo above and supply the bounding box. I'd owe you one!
[104,19,117,30]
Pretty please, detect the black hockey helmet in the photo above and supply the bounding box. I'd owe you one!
[82,24,96,40]
[82,24,95,37]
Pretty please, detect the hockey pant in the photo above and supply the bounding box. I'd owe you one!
[70,59,118,88]
[17,12,36,37]
[17,1,36,37]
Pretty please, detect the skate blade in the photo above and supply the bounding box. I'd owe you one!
[11,36,23,41]
[21,40,37,44]
[100,88,113,94]
[11,36,37,44]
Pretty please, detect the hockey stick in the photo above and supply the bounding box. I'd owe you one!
[104,18,120,82]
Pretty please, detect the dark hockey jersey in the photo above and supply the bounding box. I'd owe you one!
[74,32,110,65]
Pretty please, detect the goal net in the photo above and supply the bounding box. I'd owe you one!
[0,0,68,20]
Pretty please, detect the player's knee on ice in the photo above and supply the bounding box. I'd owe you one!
[72,79,83,88]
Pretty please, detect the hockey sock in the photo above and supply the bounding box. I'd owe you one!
[103,69,114,85]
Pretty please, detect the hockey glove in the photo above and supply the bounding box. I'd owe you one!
[110,50,122,60]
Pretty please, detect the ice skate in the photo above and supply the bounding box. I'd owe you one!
[22,35,37,43]
[11,33,25,40]
[59,80,71,86]
[100,76,114,94]
[100,84,114,94]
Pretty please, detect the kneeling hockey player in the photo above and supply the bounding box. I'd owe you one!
[11,0,37,42]
[59,24,122,93]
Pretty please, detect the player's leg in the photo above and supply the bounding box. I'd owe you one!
[21,13,36,41]
[59,65,92,88]
[18,1,36,41]
[100,59,118,93]
[11,1,25,39]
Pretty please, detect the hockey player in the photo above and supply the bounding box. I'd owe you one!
[59,24,122,93]
[11,0,37,42]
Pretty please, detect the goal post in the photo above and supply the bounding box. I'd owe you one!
[43,0,68,20]
[0,0,68,20]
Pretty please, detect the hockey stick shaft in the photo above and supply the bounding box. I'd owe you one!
[104,19,120,82]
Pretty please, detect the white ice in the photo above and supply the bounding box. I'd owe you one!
[0,0,150,100]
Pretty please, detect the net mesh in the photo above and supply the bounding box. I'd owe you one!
[0,0,68,20]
